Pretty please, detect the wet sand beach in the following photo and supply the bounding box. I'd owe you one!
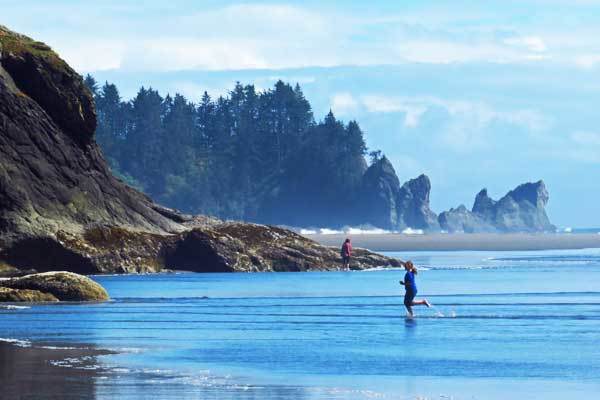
[0,341,111,400]
[306,233,600,251]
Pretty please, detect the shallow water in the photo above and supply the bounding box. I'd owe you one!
[2,249,600,399]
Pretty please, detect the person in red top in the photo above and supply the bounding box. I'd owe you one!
[341,238,352,270]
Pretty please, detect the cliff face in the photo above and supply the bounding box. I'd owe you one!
[356,157,401,230]
[396,174,440,231]
[357,158,439,232]
[439,181,555,233]
[438,205,496,233]
[0,26,185,244]
[0,26,398,274]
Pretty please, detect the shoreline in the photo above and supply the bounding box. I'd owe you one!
[305,233,600,252]
[0,340,113,400]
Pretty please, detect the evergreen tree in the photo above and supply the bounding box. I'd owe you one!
[91,78,379,226]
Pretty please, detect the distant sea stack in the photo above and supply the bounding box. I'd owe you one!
[355,157,439,232]
[0,25,398,275]
[439,181,555,233]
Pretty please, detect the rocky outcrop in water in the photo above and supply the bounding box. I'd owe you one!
[396,174,440,231]
[0,25,398,274]
[439,182,555,233]
[0,271,108,301]
[438,205,496,233]
[357,157,439,231]
[356,157,401,230]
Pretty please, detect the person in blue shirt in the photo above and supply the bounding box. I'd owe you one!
[399,260,431,317]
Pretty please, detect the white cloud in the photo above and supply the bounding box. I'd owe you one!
[336,94,548,132]
[571,131,600,145]
[504,36,547,53]
[361,95,427,128]
[331,93,359,115]
[574,54,600,68]
[12,1,600,72]
[120,38,269,71]
[568,131,600,162]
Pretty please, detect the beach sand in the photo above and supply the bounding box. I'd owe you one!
[305,233,600,252]
[0,341,112,400]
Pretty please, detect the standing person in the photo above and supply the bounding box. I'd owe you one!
[399,261,431,317]
[341,238,352,270]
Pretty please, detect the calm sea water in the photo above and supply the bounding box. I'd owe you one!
[2,249,600,399]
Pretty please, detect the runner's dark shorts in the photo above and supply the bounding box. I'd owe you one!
[343,255,350,264]
[404,289,417,307]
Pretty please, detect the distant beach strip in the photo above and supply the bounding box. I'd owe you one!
[305,233,600,252]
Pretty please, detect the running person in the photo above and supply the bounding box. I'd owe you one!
[399,261,431,317]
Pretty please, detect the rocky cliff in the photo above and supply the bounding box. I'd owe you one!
[0,26,398,274]
[439,181,555,233]
[357,157,439,231]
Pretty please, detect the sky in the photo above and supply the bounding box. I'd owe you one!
[2,0,600,227]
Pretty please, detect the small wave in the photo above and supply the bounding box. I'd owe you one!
[347,227,392,235]
[319,228,344,235]
[0,305,30,310]
[360,266,405,272]
[0,337,31,347]
[38,345,88,350]
[401,227,424,235]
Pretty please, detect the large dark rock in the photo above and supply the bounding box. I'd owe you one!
[0,26,185,247]
[0,27,95,147]
[440,181,555,233]
[0,25,399,273]
[357,158,439,232]
[356,157,401,230]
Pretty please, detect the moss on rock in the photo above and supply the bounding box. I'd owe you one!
[0,271,109,301]
[0,287,58,302]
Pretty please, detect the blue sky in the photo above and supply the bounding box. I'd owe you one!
[2,0,600,227]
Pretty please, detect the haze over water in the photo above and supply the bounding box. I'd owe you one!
[2,249,600,399]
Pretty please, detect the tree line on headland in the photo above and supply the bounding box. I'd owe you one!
[85,76,376,227]
[85,76,555,232]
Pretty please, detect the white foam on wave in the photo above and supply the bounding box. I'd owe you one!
[0,337,31,347]
[346,227,392,235]
[0,305,30,310]
[300,227,395,235]
[320,228,344,235]
[360,266,404,272]
[401,227,424,235]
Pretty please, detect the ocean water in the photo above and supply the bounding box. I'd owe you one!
[2,249,600,399]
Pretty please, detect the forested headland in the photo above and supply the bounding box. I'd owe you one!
[85,76,555,233]
[85,76,378,227]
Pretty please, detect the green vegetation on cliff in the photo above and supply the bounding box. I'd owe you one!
[87,77,376,227]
